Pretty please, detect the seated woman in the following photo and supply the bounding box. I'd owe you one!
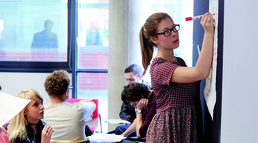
[7,89,53,143]
[44,70,96,142]
[120,83,156,138]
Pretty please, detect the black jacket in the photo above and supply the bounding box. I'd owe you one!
[10,120,46,143]
[119,103,136,123]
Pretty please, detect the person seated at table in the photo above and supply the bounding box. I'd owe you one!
[112,64,143,136]
[7,89,53,143]
[120,83,156,138]
[44,70,96,142]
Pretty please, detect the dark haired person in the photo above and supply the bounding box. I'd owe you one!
[124,64,143,84]
[44,70,96,142]
[120,64,143,122]
[120,83,156,139]
[112,64,143,136]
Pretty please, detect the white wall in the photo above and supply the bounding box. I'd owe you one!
[0,72,72,105]
[221,0,258,142]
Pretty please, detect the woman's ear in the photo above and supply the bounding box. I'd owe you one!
[150,36,158,45]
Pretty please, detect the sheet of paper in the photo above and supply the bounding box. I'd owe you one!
[204,0,218,120]
[104,119,130,124]
[88,133,126,142]
[0,92,31,126]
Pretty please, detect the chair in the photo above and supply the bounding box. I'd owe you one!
[67,98,102,133]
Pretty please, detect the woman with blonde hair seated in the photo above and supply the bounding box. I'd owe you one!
[7,89,53,143]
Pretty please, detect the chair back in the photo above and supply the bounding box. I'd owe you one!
[67,98,98,119]
[67,98,102,133]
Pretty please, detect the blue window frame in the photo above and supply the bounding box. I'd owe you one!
[71,0,109,100]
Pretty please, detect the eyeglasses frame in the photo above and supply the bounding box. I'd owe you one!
[156,24,180,37]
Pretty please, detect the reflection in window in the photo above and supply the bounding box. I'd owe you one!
[0,19,4,55]
[31,20,58,52]
[77,0,108,69]
[76,72,108,131]
[75,0,109,133]
[0,0,67,62]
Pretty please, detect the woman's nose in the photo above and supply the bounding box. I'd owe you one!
[40,104,44,110]
[171,31,177,37]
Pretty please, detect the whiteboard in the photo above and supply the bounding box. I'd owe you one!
[203,0,218,120]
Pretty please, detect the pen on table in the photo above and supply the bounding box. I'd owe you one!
[185,13,215,21]
[1,132,8,137]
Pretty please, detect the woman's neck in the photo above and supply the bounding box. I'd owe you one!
[26,119,38,135]
[31,124,37,135]
[29,122,38,125]
[27,117,39,125]
[156,49,176,62]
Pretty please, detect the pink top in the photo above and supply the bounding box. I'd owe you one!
[0,127,9,143]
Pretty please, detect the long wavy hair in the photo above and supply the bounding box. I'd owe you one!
[140,12,172,75]
[7,89,43,142]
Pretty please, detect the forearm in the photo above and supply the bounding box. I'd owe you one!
[121,119,136,137]
[135,112,143,138]
[195,32,214,79]
[80,101,96,112]
[79,102,96,122]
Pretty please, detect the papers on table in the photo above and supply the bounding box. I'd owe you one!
[104,119,131,124]
[0,92,31,126]
[88,133,125,143]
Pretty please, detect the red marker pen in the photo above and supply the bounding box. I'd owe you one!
[185,13,215,21]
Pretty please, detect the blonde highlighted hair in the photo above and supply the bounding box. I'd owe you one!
[7,89,42,142]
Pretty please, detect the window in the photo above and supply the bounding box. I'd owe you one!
[73,0,109,132]
[0,0,70,72]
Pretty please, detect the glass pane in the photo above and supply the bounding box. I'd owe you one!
[0,0,67,62]
[76,72,108,129]
[77,0,108,69]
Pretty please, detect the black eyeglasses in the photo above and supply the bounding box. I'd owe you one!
[156,24,180,37]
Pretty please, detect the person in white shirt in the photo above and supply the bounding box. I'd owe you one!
[43,70,96,142]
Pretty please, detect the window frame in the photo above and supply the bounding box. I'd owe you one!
[71,0,108,98]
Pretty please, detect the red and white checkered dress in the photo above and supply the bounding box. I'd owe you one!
[146,57,203,143]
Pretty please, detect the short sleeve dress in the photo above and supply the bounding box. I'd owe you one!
[146,57,203,143]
